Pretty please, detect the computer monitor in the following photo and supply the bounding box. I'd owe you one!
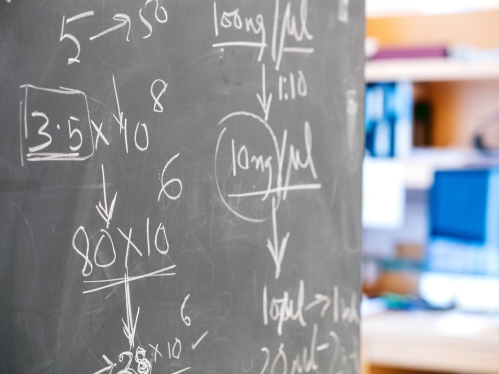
[421,168,499,311]
[427,168,499,276]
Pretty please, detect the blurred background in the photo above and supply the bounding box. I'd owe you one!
[361,1,499,373]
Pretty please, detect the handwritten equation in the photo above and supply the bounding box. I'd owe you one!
[14,0,361,373]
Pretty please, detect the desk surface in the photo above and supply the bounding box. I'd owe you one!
[362,311,499,374]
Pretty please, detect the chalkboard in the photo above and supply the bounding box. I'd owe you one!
[0,0,364,373]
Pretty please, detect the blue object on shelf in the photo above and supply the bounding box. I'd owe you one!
[365,82,413,158]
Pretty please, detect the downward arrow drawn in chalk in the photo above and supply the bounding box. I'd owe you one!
[256,64,273,121]
[96,164,117,229]
[122,269,140,349]
[266,197,289,279]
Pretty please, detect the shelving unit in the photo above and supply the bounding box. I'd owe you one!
[364,57,499,189]
[365,58,499,83]
[362,2,499,328]
[365,9,499,148]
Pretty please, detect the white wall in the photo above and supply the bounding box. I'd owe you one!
[363,189,428,258]
[367,0,499,17]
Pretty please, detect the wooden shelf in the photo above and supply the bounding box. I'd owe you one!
[365,58,499,82]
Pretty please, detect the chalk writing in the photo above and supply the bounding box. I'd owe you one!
[13,1,360,373]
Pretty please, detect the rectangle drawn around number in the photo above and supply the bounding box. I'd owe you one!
[20,85,94,163]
